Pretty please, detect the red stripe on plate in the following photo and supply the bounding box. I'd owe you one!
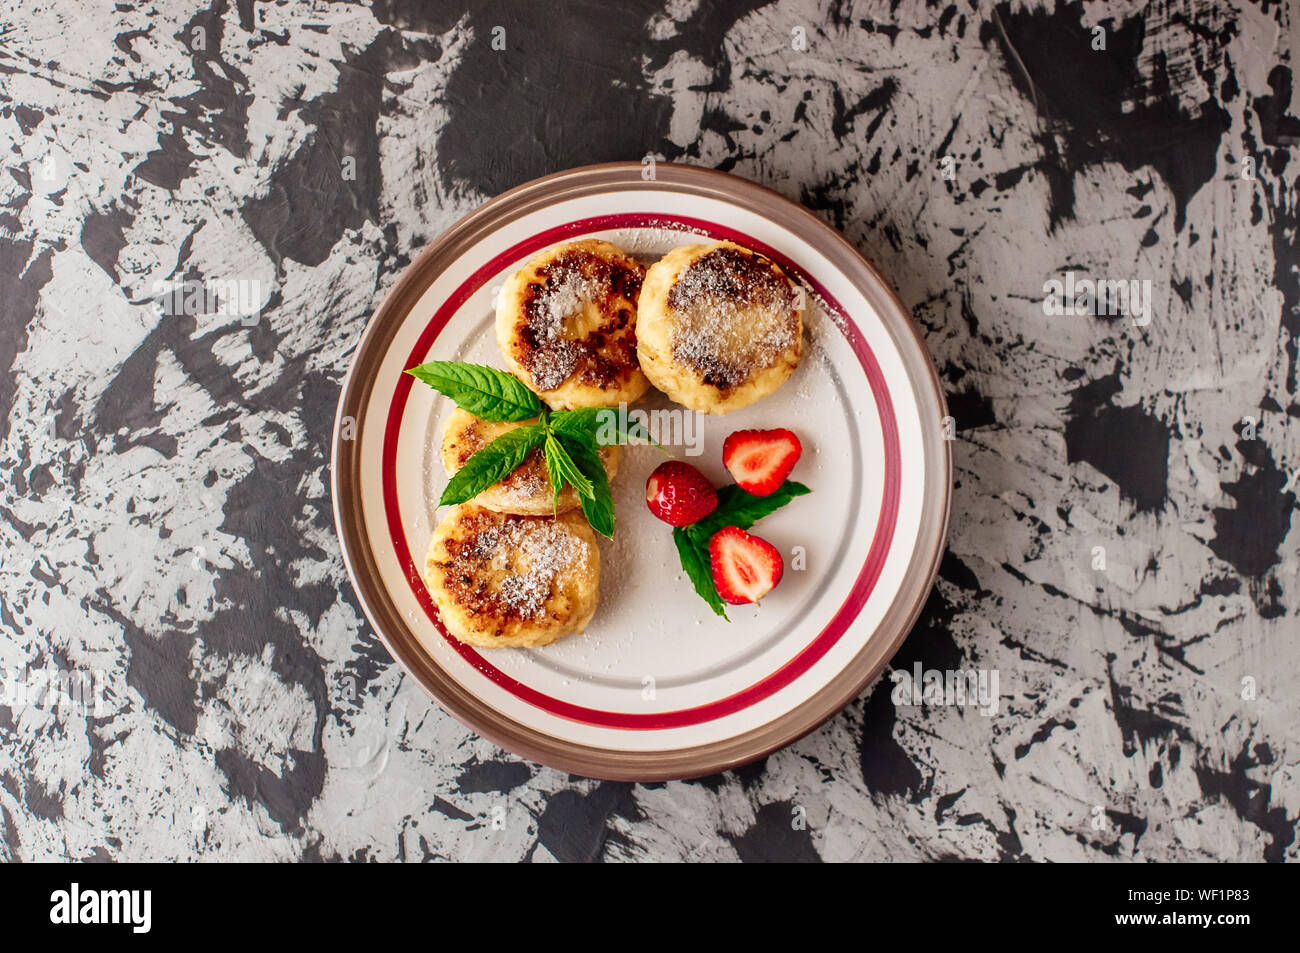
[382,214,901,730]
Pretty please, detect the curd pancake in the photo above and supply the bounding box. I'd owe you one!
[637,241,803,414]
[440,408,619,515]
[496,239,649,409]
[424,505,600,649]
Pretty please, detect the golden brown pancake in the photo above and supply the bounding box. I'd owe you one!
[424,505,600,649]
[636,241,802,414]
[496,239,649,409]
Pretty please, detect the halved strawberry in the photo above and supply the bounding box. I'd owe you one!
[709,526,784,605]
[722,428,802,496]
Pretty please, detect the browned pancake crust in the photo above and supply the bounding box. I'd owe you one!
[515,247,644,392]
[434,508,532,629]
[664,244,798,393]
[425,506,598,646]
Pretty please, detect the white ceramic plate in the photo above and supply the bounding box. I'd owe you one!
[332,164,950,780]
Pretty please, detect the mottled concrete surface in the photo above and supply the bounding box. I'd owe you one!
[1,0,1298,861]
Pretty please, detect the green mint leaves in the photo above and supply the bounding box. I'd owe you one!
[544,430,594,505]
[553,407,664,451]
[560,433,616,539]
[409,361,637,538]
[693,481,811,537]
[405,361,543,422]
[671,480,811,620]
[438,424,545,506]
[673,525,729,619]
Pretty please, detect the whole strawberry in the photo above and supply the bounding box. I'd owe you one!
[645,461,718,527]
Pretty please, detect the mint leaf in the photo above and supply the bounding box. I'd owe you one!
[560,434,615,539]
[552,407,665,450]
[542,432,566,514]
[694,481,811,537]
[549,407,601,439]
[406,361,543,422]
[550,423,598,456]
[613,414,661,448]
[439,424,546,506]
[673,526,728,619]
[544,432,594,500]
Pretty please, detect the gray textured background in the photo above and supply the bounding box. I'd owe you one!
[1,0,1298,861]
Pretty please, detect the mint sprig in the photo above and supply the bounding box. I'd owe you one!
[694,481,811,537]
[409,361,644,538]
[671,480,811,620]
[405,361,542,422]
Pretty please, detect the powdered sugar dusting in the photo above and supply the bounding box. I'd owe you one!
[487,518,589,620]
[537,270,602,328]
[496,451,551,503]
[666,246,799,389]
[524,269,604,391]
[515,243,645,395]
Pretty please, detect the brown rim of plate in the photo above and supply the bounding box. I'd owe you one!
[331,162,952,782]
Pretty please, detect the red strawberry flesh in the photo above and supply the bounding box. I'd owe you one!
[722,428,802,496]
[709,526,784,605]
